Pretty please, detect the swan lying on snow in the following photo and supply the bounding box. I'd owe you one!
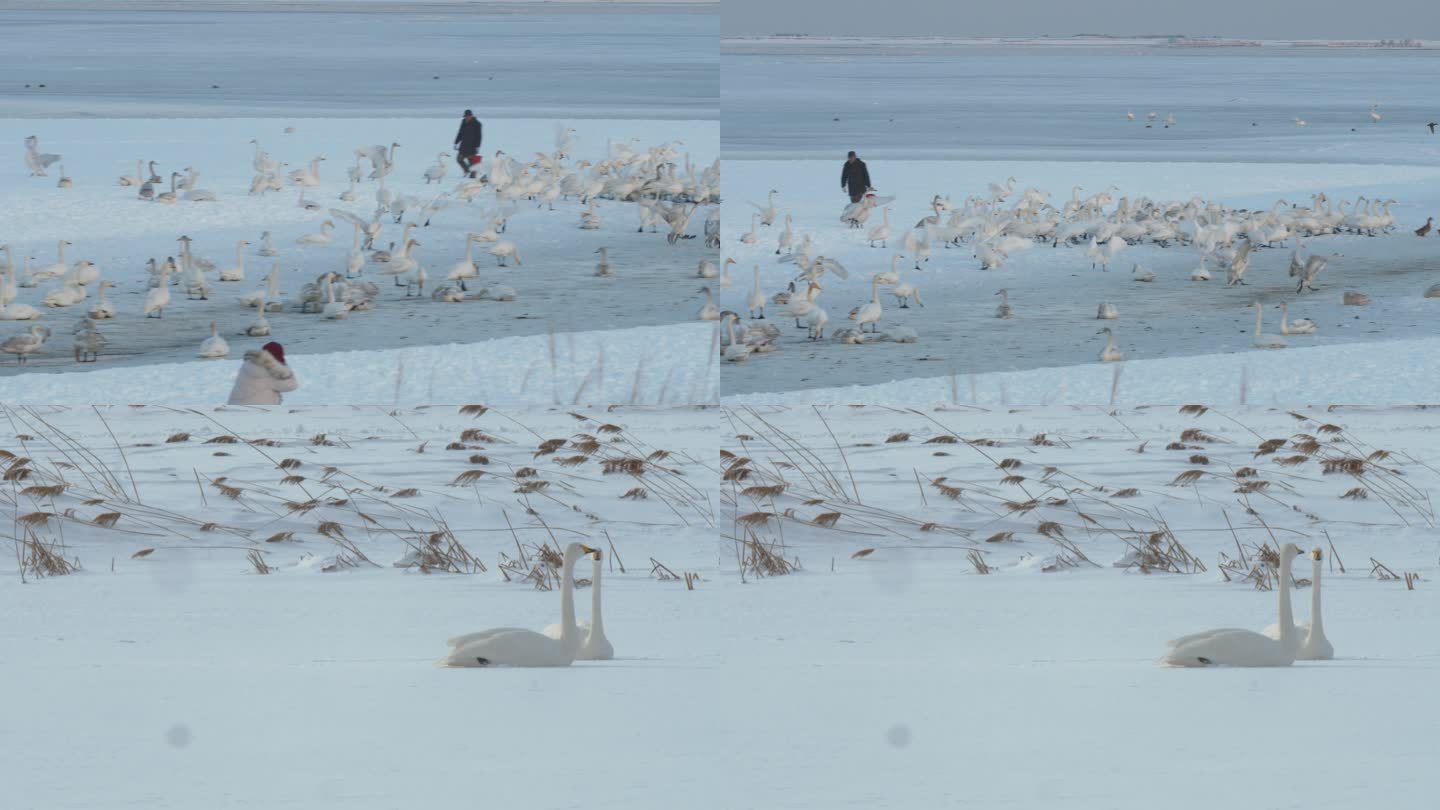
[1161,543,1303,667]
[442,543,598,668]
[544,549,613,661]
[1262,548,1333,661]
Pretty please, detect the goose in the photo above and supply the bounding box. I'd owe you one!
[1131,263,1155,282]
[1277,303,1317,334]
[72,320,104,363]
[1250,302,1287,348]
[740,213,759,245]
[1161,543,1303,667]
[198,321,229,358]
[1,325,50,363]
[848,276,884,333]
[257,231,279,257]
[891,275,923,309]
[56,164,72,189]
[423,152,451,184]
[1096,302,1119,320]
[240,264,282,309]
[117,160,145,187]
[594,247,613,277]
[219,240,249,282]
[322,275,349,319]
[84,281,115,318]
[297,188,322,211]
[994,289,1014,319]
[296,220,335,246]
[154,172,181,204]
[245,297,272,336]
[1098,327,1124,361]
[749,189,779,226]
[488,241,522,267]
[441,543,597,668]
[144,263,172,317]
[866,207,892,248]
[542,549,614,660]
[42,276,87,308]
[747,265,765,318]
[721,315,750,362]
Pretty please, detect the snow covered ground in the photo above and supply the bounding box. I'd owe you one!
[717,404,1440,808]
[0,322,719,406]
[719,41,1440,398]
[1,404,719,809]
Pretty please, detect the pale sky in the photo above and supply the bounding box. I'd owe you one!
[722,0,1435,39]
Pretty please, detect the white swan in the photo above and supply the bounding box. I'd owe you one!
[891,275,923,309]
[848,276,884,333]
[144,263,172,318]
[1,325,50,363]
[198,321,229,358]
[446,233,480,290]
[322,275,349,319]
[118,160,144,187]
[488,241,522,267]
[1263,548,1333,661]
[42,276,87,308]
[1190,255,1212,281]
[866,207,892,248]
[442,543,596,668]
[297,220,335,246]
[35,240,71,283]
[543,549,613,661]
[1132,263,1156,282]
[240,264,281,309]
[1277,303,1317,335]
[747,264,765,318]
[1098,327,1124,361]
[740,213,759,245]
[1096,302,1119,320]
[423,152,450,184]
[73,320,104,363]
[696,286,720,321]
[1250,302,1287,349]
[87,281,116,319]
[257,231,279,257]
[219,240,249,282]
[1161,543,1303,667]
[56,164,73,189]
[245,296,272,336]
[155,172,181,204]
[721,314,750,362]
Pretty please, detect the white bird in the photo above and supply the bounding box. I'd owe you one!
[41,276,87,308]
[257,231,279,257]
[1,325,50,363]
[321,275,349,319]
[740,213,759,245]
[866,207,892,248]
[72,320,104,363]
[198,321,229,358]
[423,152,451,184]
[696,287,720,321]
[543,549,614,660]
[1250,302,1287,348]
[1096,302,1118,320]
[245,297,272,336]
[1277,303,1317,334]
[749,189,779,226]
[23,135,60,176]
[1261,547,1334,660]
[890,275,923,309]
[144,263,173,318]
[488,241,522,267]
[297,220,335,246]
[747,265,766,318]
[446,233,481,290]
[219,240,249,282]
[696,259,718,279]
[1131,263,1155,282]
[442,543,597,667]
[87,281,116,319]
[721,314,750,362]
[56,164,73,189]
[1191,255,1212,281]
[848,276,884,333]
[1098,327,1123,361]
[1161,543,1303,667]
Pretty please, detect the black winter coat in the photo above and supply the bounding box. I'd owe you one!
[841,158,871,193]
[454,118,483,152]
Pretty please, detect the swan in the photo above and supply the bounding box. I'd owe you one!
[70,260,100,287]
[874,254,903,285]
[740,213,759,245]
[297,188,322,211]
[488,241,522,267]
[245,297,272,336]
[198,321,229,358]
[144,263,172,317]
[476,284,517,302]
[1191,255,1212,281]
[1098,327,1124,361]
[56,164,72,189]
[775,214,794,255]
[42,276,87,308]
[86,280,116,319]
[697,259,718,279]
[543,549,613,660]
[441,543,597,668]
[1250,302,1287,348]
[848,276,884,333]
[697,286,720,321]
[146,161,162,185]
[297,220,335,246]
[1262,548,1333,660]
[749,189,779,226]
[72,320,104,363]
[0,302,41,320]
[1,325,50,363]
[866,207,892,248]
[154,172,181,204]
[118,160,144,187]
[1096,302,1118,320]
[445,233,481,290]
[35,241,71,283]
[219,240,249,282]
[257,231,279,257]
[1277,303,1317,335]
[994,288,1014,319]
[579,200,604,230]
[343,225,366,279]
[719,256,735,290]
[1161,543,1303,667]
[322,275,349,319]
[339,175,359,203]
[747,264,765,318]
[289,156,325,187]
[422,152,450,184]
[23,135,60,176]
[891,275,923,309]
[240,264,281,309]
[721,314,750,362]
[1132,263,1155,282]
[594,247,613,278]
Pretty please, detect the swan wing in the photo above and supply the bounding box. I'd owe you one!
[1161,628,1294,667]
[328,208,369,229]
[442,629,574,668]
[820,258,850,279]
[446,627,526,648]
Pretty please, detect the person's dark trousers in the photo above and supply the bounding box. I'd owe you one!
[456,149,477,176]
[849,191,864,204]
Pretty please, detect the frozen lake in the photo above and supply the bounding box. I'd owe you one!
[2,6,717,120]
[722,40,1440,162]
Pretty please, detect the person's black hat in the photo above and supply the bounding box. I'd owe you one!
[464,109,474,117]
[847,150,857,158]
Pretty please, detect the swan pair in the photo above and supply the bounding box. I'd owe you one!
[1162,544,1332,666]
[442,543,613,667]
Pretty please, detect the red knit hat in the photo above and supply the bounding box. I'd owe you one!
[261,341,285,365]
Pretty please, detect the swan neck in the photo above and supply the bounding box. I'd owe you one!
[559,547,581,647]
[1308,558,1324,636]
[589,558,604,636]
[1277,549,1295,646]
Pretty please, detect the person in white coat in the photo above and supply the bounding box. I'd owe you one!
[226,341,298,405]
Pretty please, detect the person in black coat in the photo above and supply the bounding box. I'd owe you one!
[454,109,483,176]
[841,150,871,203]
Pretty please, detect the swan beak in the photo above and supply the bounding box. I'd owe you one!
[579,544,599,556]
[1311,549,1323,560]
